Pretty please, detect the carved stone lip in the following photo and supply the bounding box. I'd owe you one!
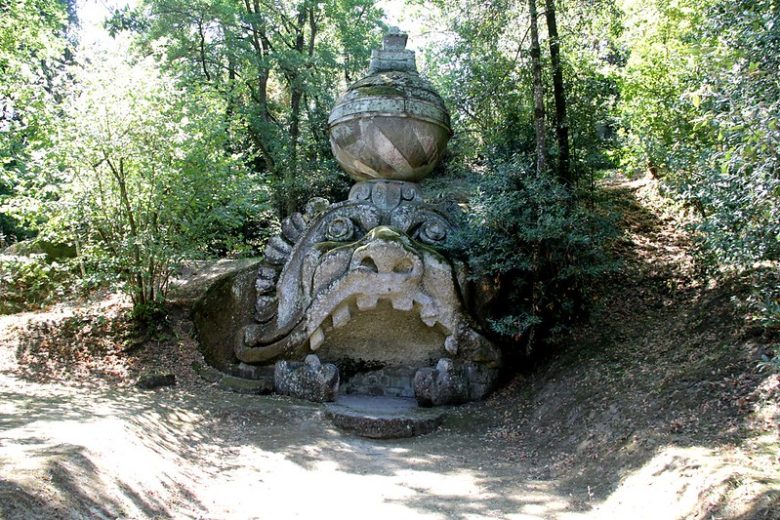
[328,101,452,133]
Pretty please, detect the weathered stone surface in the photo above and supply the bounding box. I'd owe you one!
[191,360,275,394]
[264,236,292,265]
[328,29,451,182]
[304,198,331,219]
[463,363,499,401]
[414,358,469,407]
[325,395,445,438]
[136,371,176,390]
[233,180,502,399]
[228,362,275,381]
[281,213,307,242]
[274,355,339,403]
[195,28,502,405]
[342,366,416,398]
[191,260,261,370]
[191,361,223,384]
[414,359,498,406]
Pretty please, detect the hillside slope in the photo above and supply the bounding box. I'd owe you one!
[0,178,777,519]
[478,177,780,518]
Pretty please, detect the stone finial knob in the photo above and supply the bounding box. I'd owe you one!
[384,26,408,50]
[367,27,416,74]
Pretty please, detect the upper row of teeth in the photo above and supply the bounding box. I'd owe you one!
[306,294,458,355]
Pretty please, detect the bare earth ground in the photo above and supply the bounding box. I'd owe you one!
[1,178,778,519]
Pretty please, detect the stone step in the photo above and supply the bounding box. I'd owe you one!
[324,394,446,439]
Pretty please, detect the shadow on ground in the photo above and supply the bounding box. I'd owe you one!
[0,179,778,519]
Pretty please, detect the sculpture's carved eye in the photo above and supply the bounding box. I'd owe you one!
[326,216,356,242]
[415,219,448,245]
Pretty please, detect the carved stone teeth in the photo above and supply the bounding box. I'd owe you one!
[331,304,351,329]
[390,295,413,311]
[310,327,325,351]
[356,294,378,311]
[444,335,458,355]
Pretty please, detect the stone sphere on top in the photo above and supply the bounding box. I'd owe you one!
[327,27,452,183]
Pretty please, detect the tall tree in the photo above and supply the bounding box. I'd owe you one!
[118,0,385,217]
[0,0,72,244]
[544,0,571,185]
[45,41,262,309]
[528,0,546,176]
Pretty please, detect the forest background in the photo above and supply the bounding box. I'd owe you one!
[1,0,778,359]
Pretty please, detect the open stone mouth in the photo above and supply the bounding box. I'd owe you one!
[304,291,458,354]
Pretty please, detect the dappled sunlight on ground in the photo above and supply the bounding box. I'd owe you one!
[1,179,778,518]
[2,365,777,519]
[0,371,571,518]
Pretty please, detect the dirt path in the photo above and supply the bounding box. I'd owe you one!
[0,179,778,519]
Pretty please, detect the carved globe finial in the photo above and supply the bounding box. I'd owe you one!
[328,28,452,183]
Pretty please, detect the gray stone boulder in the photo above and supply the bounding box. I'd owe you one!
[413,358,468,406]
[274,355,339,402]
[136,371,176,390]
[414,358,499,406]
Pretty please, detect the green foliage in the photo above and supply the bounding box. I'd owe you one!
[413,1,622,353]
[446,157,617,351]
[127,0,385,216]
[0,0,72,243]
[745,275,780,335]
[42,40,268,309]
[618,0,780,328]
[418,0,622,177]
[0,255,76,314]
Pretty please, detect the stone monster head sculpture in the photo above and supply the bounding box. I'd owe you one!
[234,29,501,401]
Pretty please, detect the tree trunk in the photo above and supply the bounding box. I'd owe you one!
[544,0,571,185]
[528,0,546,177]
[288,5,307,165]
[242,0,276,175]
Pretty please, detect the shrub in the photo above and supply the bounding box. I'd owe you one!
[446,156,617,355]
[0,255,76,314]
[44,47,267,311]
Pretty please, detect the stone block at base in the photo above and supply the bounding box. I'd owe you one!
[274,355,339,403]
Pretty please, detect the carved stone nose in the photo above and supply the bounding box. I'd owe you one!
[350,226,421,276]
